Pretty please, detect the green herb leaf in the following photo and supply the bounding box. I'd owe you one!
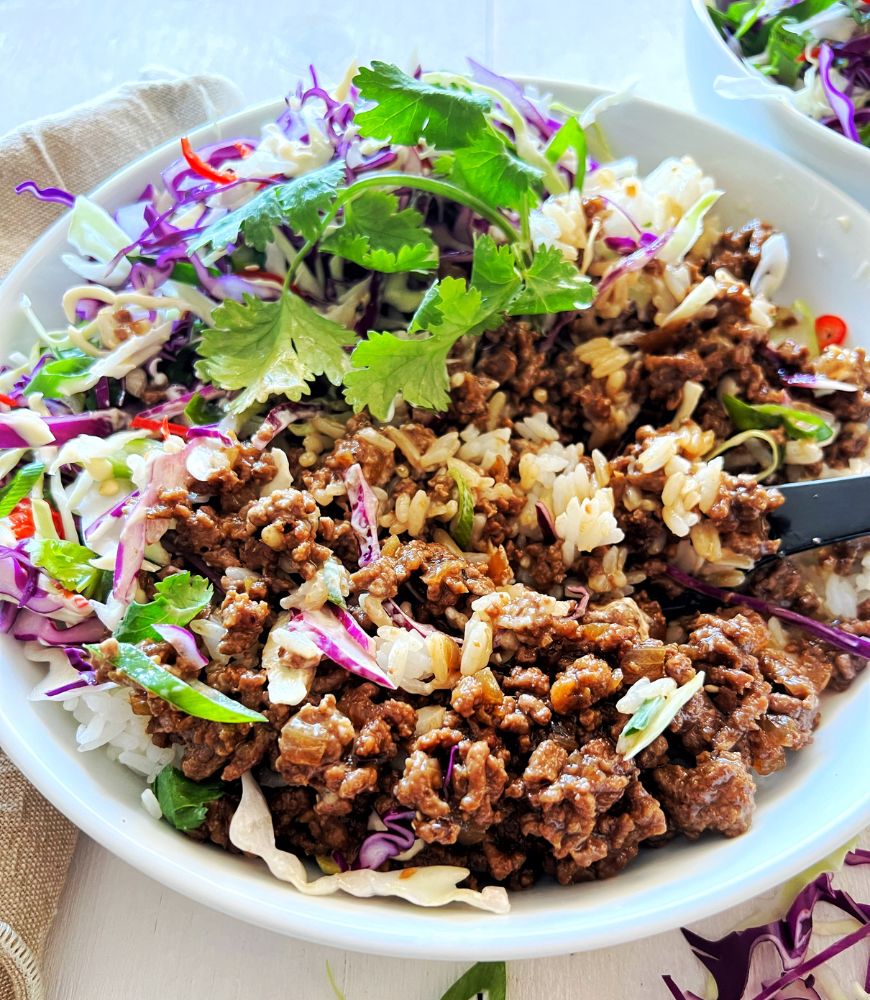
[87,641,267,724]
[545,116,588,190]
[439,962,507,1000]
[183,391,223,425]
[621,695,665,738]
[445,128,543,212]
[0,461,45,517]
[24,352,94,398]
[320,190,438,273]
[115,571,213,645]
[468,235,523,316]
[195,290,355,415]
[189,161,346,253]
[343,328,455,419]
[152,765,224,832]
[448,464,475,550]
[29,538,109,598]
[353,61,491,148]
[509,244,595,315]
[766,19,808,87]
[723,394,834,442]
[345,238,525,419]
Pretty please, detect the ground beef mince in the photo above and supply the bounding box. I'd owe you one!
[102,217,866,896]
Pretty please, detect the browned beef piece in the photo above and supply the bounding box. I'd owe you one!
[707,219,773,282]
[350,539,495,608]
[652,751,756,837]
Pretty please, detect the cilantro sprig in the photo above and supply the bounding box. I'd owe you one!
[344,235,592,418]
[189,61,596,419]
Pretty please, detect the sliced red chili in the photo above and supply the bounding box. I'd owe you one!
[237,268,285,284]
[131,415,190,440]
[0,393,20,407]
[815,314,848,349]
[180,137,235,186]
[8,499,64,540]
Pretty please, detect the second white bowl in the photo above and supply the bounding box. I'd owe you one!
[686,0,869,207]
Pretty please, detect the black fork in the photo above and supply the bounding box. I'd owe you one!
[656,474,870,614]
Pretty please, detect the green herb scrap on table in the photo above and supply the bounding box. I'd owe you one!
[5,55,869,923]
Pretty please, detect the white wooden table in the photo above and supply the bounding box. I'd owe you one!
[2,1,866,996]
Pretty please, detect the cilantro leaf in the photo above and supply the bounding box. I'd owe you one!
[439,962,507,1000]
[195,290,355,414]
[115,571,213,645]
[509,244,595,315]
[347,268,503,419]
[468,235,522,316]
[0,461,45,517]
[320,190,438,272]
[353,62,491,147]
[29,538,109,598]
[343,329,455,419]
[24,351,95,398]
[189,161,346,253]
[444,129,543,211]
[345,238,526,419]
[153,766,224,832]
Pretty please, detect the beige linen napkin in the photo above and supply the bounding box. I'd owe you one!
[0,70,242,1000]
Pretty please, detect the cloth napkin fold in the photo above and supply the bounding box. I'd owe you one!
[0,70,243,1000]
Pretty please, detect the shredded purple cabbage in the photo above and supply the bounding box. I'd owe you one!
[344,463,381,566]
[665,565,870,659]
[356,811,416,870]
[285,607,394,688]
[598,228,674,295]
[14,180,75,208]
[665,851,870,1000]
[152,624,207,668]
[818,43,860,144]
[443,743,459,792]
[535,500,557,544]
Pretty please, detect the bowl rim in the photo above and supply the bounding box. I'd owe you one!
[687,0,870,163]
[1,79,869,960]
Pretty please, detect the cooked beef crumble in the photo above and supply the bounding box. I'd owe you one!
[91,226,867,895]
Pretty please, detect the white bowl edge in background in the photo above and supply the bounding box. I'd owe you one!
[685,0,870,208]
[0,82,869,960]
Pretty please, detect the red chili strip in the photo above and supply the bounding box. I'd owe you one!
[180,137,235,185]
[131,415,190,440]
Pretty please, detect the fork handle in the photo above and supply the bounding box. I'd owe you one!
[770,475,870,557]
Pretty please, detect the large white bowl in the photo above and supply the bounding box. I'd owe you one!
[1,81,869,961]
[686,0,870,208]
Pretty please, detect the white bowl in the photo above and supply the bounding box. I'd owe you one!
[686,0,870,207]
[1,81,869,961]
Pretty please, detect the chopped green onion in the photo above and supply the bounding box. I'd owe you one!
[87,642,267,724]
[0,461,45,517]
[545,117,587,191]
[723,394,834,442]
[447,464,475,551]
[706,428,781,481]
[30,497,59,540]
